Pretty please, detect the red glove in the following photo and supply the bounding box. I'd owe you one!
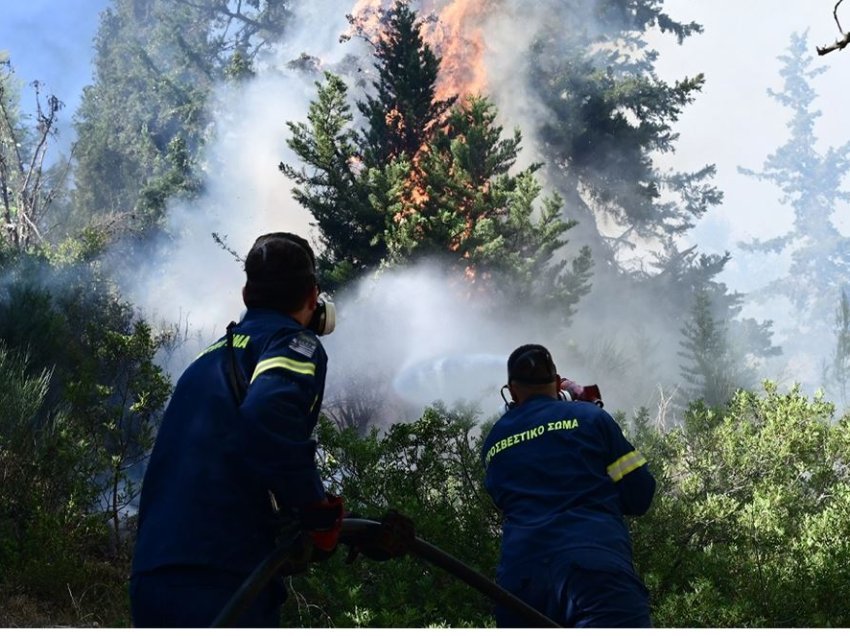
[303,495,345,552]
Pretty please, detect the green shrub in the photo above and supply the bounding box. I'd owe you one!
[632,384,850,627]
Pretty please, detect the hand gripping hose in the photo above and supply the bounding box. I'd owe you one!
[211,517,560,628]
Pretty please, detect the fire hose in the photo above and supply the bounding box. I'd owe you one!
[211,517,561,628]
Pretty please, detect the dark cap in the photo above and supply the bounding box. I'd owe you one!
[507,344,557,385]
[243,232,317,313]
[245,232,316,282]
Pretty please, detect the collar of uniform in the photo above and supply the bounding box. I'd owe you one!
[518,393,558,407]
[241,307,304,330]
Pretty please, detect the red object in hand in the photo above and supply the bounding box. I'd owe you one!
[306,494,345,552]
[560,379,603,407]
[560,378,585,400]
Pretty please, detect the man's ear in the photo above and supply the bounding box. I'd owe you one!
[508,382,518,403]
[242,285,248,305]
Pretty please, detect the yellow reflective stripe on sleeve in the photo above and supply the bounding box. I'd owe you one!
[251,356,316,382]
[607,450,647,482]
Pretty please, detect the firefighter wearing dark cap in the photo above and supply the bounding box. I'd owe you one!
[130,232,342,628]
[481,344,656,628]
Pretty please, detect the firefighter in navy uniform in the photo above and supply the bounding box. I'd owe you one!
[482,344,656,628]
[130,232,342,628]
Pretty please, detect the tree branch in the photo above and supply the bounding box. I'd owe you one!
[817,32,850,55]
[818,0,850,55]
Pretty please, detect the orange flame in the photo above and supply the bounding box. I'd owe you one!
[346,0,491,100]
[343,0,387,46]
[347,0,494,285]
[421,0,492,102]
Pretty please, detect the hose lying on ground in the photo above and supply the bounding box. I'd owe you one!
[211,517,561,628]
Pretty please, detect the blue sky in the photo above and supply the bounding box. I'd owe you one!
[0,0,109,147]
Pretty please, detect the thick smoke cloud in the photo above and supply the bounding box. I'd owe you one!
[115,0,684,423]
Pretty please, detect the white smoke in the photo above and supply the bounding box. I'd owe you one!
[326,264,537,420]
[122,1,364,377]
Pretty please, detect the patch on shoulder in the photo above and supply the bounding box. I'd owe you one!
[288,331,318,358]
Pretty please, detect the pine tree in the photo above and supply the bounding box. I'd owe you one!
[384,95,592,316]
[355,0,456,166]
[738,31,850,332]
[282,1,454,290]
[824,288,850,407]
[281,73,385,289]
[526,0,718,274]
[283,2,592,318]
[661,244,779,409]
[495,0,779,411]
[678,288,739,407]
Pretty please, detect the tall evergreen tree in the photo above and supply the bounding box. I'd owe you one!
[281,73,385,289]
[678,288,739,407]
[491,0,780,412]
[283,1,457,289]
[823,288,850,407]
[385,95,592,317]
[72,0,293,232]
[526,0,718,274]
[738,31,850,333]
[355,1,455,166]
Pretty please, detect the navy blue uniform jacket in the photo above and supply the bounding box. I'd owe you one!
[132,308,327,577]
[481,395,655,572]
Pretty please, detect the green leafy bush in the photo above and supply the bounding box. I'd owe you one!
[0,257,169,626]
[631,383,850,627]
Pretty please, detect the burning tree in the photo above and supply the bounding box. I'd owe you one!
[354,1,456,166]
[383,94,592,319]
[282,0,592,317]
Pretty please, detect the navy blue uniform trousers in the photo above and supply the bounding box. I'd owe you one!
[494,552,652,628]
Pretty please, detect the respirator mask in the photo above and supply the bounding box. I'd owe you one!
[308,295,336,336]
